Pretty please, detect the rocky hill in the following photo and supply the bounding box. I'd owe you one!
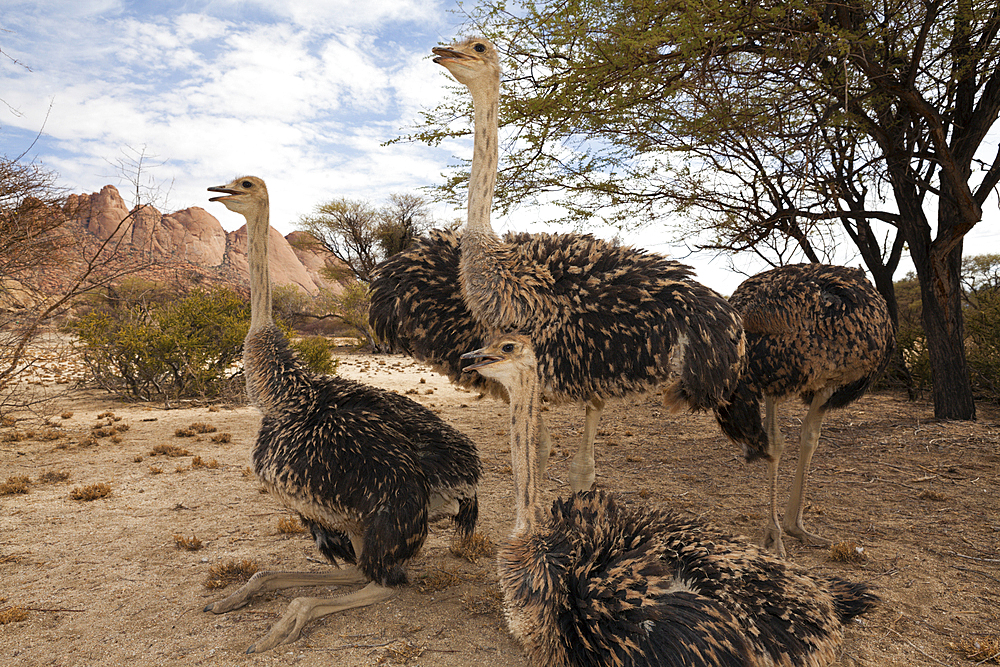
[58,184,345,296]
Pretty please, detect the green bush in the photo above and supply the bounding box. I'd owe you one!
[71,286,250,402]
[290,336,339,376]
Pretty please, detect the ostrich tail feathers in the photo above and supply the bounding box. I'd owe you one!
[826,576,880,623]
[714,381,769,462]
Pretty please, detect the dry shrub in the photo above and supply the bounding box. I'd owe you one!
[461,586,503,616]
[949,635,1000,663]
[0,606,29,625]
[919,489,948,501]
[60,411,73,419]
[2,431,30,443]
[380,640,426,664]
[38,470,70,483]
[133,455,143,463]
[450,532,496,563]
[0,476,31,495]
[39,429,64,442]
[208,405,219,412]
[173,535,204,551]
[150,443,190,457]
[829,540,868,564]
[204,559,260,589]
[210,432,232,444]
[97,411,118,420]
[77,436,98,448]
[277,516,306,534]
[148,465,164,475]
[417,567,463,593]
[191,456,219,469]
[181,422,217,435]
[1,416,16,427]
[70,482,112,501]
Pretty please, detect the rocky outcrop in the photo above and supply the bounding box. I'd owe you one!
[62,185,343,296]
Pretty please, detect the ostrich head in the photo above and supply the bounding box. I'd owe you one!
[461,334,536,387]
[208,176,268,217]
[432,37,501,95]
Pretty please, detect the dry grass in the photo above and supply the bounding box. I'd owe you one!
[210,432,232,444]
[918,489,948,501]
[276,516,306,534]
[2,430,34,443]
[176,422,217,437]
[96,411,118,420]
[173,535,204,551]
[0,475,31,495]
[461,586,504,617]
[60,411,73,419]
[150,443,190,457]
[203,559,260,590]
[416,567,463,594]
[0,606,29,625]
[449,532,496,564]
[949,635,1000,663]
[379,640,426,664]
[191,456,219,469]
[829,540,869,564]
[1,416,16,427]
[70,483,112,501]
[37,470,70,484]
[148,465,164,475]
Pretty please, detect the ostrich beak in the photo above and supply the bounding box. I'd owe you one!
[460,348,502,372]
[207,185,241,202]
[432,46,476,66]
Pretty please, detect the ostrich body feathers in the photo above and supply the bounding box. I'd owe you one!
[499,490,877,667]
[246,324,481,586]
[716,263,895,459]
[370,229,745,411]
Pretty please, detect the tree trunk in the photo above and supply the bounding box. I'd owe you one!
[914,238,977,420]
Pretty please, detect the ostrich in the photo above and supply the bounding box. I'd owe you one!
[370,36,745,492]
[462,333,878,667]
[715,263,895,557]
[204,176,481,653]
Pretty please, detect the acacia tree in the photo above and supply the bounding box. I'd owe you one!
[408,0,1000,419]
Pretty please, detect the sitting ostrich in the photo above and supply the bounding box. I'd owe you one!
[370,37,745,492]
[204,176,481,653]
[715,263,894,557]
[462,334,877,667]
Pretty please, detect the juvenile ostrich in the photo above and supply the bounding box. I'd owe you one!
[204,176,481,653]
[715,263,894,557]
[370,37,745,492]
[462,334,878,667]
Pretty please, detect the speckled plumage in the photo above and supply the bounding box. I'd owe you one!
[464,334,877,667]
[371,228,744,408]
[501,491,877,667]
[373,37,746,493]
[714,263,894,556]
[205,176,481,652]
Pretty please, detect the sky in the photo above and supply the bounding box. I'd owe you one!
[2,0,998,296]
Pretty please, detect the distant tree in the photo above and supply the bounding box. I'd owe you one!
[407,0,1000,420]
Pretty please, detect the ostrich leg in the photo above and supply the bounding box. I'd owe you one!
[761,395,788,557]
[569,397,604,492]
[782,389,834,547]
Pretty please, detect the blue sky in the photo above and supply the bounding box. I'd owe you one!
[2,0,998,295]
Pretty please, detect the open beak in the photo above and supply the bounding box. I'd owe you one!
[207,185,242,202]
[432,46,475,66]
[460,348,502,372]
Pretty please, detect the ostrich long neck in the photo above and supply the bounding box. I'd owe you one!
[246,200,273,331]
[509,365,543,535]
[459,74,520,327]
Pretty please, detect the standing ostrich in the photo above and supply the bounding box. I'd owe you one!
[715,263,894,557]
[204,176,481,653]
[370,37,745,492]
[462,334,878,667]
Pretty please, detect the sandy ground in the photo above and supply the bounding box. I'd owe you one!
[1,343,999,666]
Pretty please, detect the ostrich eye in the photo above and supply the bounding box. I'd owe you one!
[474,43,486,53]
[241,180,253,188]
[502,343,514,353]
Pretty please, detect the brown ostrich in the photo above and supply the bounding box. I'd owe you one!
[203,176,481,652]
[715,263,895,557]
[463,333,878,667]
[370,37,745,493]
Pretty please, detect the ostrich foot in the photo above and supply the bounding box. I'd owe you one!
[784,524,833,547]
[761,524,787,559]
[246,583,394,653]
[205,568,368,614]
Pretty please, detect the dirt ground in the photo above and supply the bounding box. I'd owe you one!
[1,342,998,667]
